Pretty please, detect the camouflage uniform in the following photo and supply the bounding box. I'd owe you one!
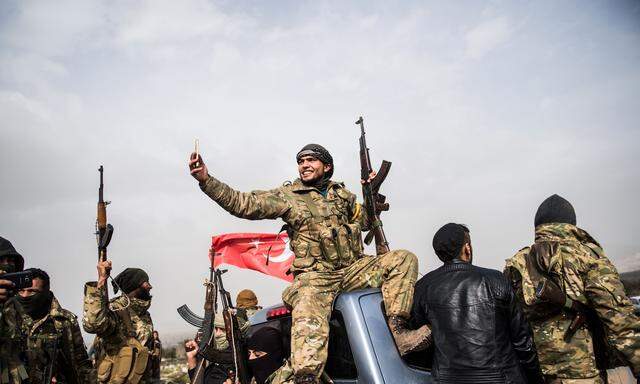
[0,239,29,384]
[0,296,29,383]
[200,176,419,382]
[24,295,96,383]
[82,282,154,384]
[505,223,640,383]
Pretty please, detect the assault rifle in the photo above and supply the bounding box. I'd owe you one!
[96,166,114,262]
[43,338,59,384]
[356,116,391,255]
[178,256,249,383]
[187,267,218,384]
[216,268,250,384]
[535,279,588,342]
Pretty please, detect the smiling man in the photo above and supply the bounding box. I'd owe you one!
[190,143,431,384]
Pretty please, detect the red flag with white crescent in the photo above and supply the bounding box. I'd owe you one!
[209,233,294,282]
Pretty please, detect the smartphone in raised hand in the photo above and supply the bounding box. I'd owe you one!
[192,138,201,168]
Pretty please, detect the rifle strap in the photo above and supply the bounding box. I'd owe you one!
[116,307,136,338]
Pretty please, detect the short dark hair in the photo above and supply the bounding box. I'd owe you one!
[25,268,50,290]
[432,223,470,263]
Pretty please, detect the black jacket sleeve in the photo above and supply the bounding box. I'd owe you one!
[506,283,545,384]
[410,280,429,329]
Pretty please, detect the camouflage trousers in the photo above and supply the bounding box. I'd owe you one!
[270,249,418,383]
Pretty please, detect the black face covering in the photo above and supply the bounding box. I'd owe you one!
[247,327,284,384]
[17,291,53,320]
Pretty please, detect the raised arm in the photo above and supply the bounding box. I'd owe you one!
[82,260,118,336]
[190,153,290,220]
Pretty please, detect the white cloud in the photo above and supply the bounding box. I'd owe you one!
[465,17,512,59]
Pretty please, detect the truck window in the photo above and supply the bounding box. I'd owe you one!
[325,311,358,379]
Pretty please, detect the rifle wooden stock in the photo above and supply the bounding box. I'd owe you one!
[96,166,113,261]
[357,116,391,255]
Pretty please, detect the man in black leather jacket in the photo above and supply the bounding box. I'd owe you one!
[411,223,544,384]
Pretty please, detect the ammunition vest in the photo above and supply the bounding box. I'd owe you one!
[286,186,364,272]
[96,310,149,384]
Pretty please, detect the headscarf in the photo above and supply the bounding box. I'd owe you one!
[112,268,149,294]
[296,143,334,180]
[236,289,258,309]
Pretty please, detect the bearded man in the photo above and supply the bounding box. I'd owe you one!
[189,144,431,384]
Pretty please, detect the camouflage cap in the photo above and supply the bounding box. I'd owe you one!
[0,236,24,271]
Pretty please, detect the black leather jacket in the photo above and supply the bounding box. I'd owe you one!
[411,260,544,384]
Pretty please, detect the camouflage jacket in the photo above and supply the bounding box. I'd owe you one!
[504,223,640,379]
[0,296,30,384]
[200,176,369,273]
[25,295,95,384]
[82,282,154,382]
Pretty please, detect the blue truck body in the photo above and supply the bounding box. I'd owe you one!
[249,288,433,384]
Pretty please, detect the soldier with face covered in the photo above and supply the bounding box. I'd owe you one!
[189,144,431,384]
[504,194,640,383]
[0,236,29,384]
[83,262,155,384]
[17,268,95,383]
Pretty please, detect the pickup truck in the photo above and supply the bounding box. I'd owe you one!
[248,288,433,384]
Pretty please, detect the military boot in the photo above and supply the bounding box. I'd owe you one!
[387,315,432,355]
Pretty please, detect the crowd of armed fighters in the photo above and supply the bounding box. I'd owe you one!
[1,117,639,384]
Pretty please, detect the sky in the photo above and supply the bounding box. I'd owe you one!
[1,0,639,338]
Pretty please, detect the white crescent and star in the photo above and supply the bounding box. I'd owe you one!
[249,238,293,263]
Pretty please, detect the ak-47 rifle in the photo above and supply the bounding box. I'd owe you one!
[43,338,59,384]
[181,250,250,384]
[356,116,391,255]
[216,268,250,384]
[189,267,218,384]
[96,166,114,262]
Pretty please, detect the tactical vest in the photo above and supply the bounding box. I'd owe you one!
[286,186,364,272]
[96,310,148,384]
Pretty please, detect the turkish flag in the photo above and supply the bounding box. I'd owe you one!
[210,233,294,282]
